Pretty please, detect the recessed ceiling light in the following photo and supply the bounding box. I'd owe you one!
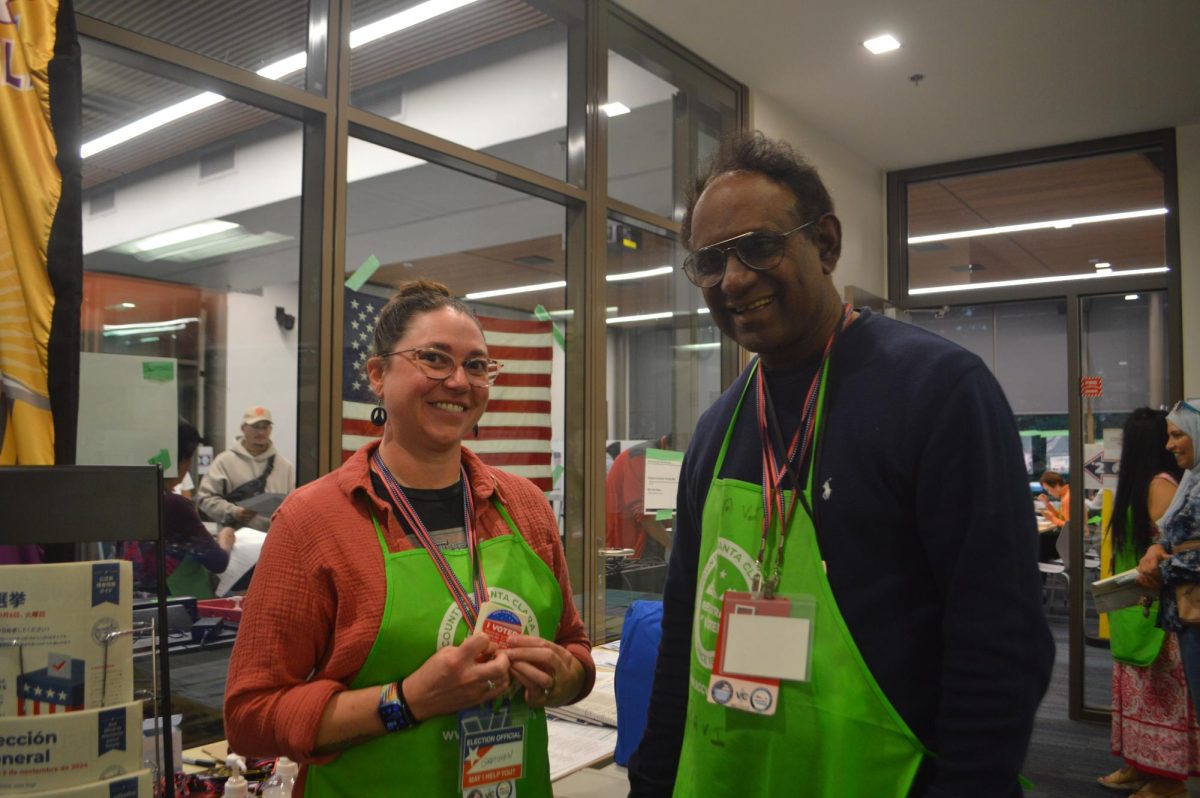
[1125,294,1140,301]
[908,208,1167,244]
[863,34,901,55]
[908,265,1169,296]
[1093,261,1112,269]
[600,102,631,117]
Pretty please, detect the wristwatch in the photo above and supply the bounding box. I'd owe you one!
[378,679,418,732]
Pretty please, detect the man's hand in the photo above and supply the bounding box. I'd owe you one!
[232,506,257,525]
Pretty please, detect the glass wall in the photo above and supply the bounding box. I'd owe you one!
[891,130,1181,722]
[68,0,744,752]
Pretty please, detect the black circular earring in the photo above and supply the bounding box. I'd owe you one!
[370,406,387,427]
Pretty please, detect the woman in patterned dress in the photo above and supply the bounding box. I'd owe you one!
[1101,408,1192,797]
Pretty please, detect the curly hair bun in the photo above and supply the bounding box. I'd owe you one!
[394,279,452,298]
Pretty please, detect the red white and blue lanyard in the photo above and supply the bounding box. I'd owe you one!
[372,452,488,629]
[753,303,853,597]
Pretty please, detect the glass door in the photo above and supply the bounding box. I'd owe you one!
[1075,291,1171,712]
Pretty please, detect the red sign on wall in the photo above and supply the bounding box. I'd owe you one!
[1080,376,1103,397]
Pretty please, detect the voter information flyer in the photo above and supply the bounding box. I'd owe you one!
[0,562,133,717]
[19,768,152,797]
[0,700,143,793]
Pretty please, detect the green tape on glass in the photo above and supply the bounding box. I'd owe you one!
[147,448,171,470]
[654,508,674,521]
[345,254,382,292]
[142,361,174,382]
[532,304,565,350]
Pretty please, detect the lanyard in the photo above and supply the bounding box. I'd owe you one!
[372,452,489,629]
[752,303,853,598]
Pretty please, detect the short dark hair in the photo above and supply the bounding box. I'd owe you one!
[681,130,835,248]
[370,279,483,357]
[178,419,202,463]
[1040,471,1065,488]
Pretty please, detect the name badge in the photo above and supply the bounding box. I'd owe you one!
[707,591,816,715]
[459,702,527,798]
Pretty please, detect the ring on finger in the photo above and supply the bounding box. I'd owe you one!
[542,674,556,697]
[486,679,497,691]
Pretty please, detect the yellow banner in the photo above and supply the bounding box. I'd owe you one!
[0,0,60,465]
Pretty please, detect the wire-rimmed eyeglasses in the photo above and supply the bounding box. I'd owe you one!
[379,347,502,387]
[682,219,819,288]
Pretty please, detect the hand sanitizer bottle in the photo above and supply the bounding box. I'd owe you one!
[261,756,299,797]
[223,754,248,798]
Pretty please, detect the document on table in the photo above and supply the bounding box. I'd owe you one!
[546,667,617,727]
[547,717,618,781]
[215,527,266,597]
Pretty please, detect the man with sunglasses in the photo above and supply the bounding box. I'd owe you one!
[196,404,296,532]
[629,132,1053,797]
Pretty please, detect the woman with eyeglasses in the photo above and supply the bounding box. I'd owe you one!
[1099,408,1193,796]
[225,280,594,796]
[1138,401,1200,724]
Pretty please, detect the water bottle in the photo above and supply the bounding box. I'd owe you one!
[261,756,298,798]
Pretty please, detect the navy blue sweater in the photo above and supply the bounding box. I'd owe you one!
[629,309,1054,797]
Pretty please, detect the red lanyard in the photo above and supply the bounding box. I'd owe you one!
[372,452,488,629]
[753,303,853,597]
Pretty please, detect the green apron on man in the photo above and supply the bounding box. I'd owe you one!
[305,502,561,797]
[674,362,928,796]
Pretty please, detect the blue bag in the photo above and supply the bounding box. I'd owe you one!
[613,600,663,766]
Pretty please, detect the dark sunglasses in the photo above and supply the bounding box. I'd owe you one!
[682,219,819,288]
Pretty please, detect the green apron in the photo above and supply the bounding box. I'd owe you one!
[166,555,216,599]
[305,501,562,797]
[1109,508,1166,667]
[674,362,928,796]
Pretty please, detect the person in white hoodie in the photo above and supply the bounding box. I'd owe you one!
[196,405,295,532]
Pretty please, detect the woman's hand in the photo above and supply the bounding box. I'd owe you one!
[504,635,584,708]
[217,526,237,552]
[1136,543,1171,588]
[403,634,512,721]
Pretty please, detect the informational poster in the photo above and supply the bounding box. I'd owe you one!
[643,448,683,511]
[20,769,152,798]
[0,700,143,793]
[0,562,133,717]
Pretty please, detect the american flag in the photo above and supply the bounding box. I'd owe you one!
[343,289,554,490]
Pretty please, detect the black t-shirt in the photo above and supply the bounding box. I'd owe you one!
[370,471,467,551]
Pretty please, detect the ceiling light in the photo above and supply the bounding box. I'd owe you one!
[607,311,674,325]
[103,302,137,311]
[606,265,672,282]
[123,220,238,253]
[1125,294,1140,301]
[464,280,566,300]
[81,0,482,158]
[697,307,710,314]
[908,265,1169,296]
[863,34,901,54]
[1093,261,1111,269]
[600,102,631,117]
[350,0,481,48]
[908,208,1167,244]
[102,317,199,337]
[112,220,290,262]
[82,92,224,158]
[674,342,721,351]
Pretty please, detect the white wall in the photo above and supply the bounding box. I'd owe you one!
[1178,123,1200,398]
[222,285,299,466]
[750,91,887,297]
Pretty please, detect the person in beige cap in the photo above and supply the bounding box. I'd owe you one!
[196,405,296,532]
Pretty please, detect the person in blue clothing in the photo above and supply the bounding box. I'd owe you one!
[628,131,1054,797]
